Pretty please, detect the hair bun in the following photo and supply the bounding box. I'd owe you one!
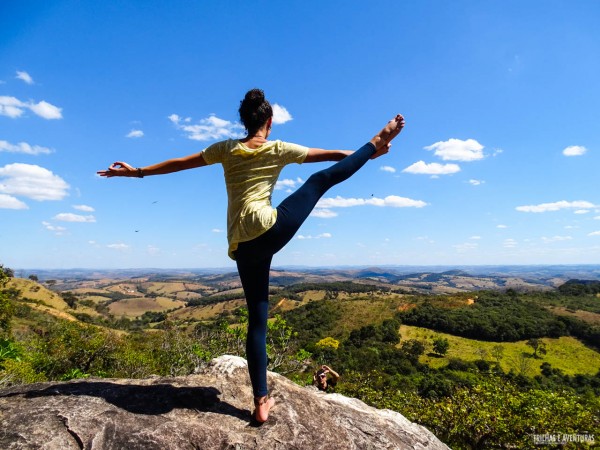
[244,88,265,106]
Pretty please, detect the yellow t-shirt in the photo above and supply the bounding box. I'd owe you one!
[201,139,309,259]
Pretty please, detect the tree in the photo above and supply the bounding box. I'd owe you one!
[526,338,547,358]
[432,337,450,356]
[400,339,425,364]
[0,266,14,335]
[28,274,39,282]
[491,345,504,364]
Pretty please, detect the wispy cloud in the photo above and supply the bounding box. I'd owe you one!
[310,209,338,218]
[53,213,96,223]
[275,177,303,190]
[0,163,69,201]
[107,243,129,250]
[169,113,244,141]
[402,161,460,175]
[316,195,427,209]
[503,238,517,248]
[0,140,53,155]
[562,145,587,157]
[272,104,292,124]
[0,96,62,119]
[516,200,595,213]
[497,224,508,229]
[16,71,34,84]
[588,231,600,237]
[42,221,66,234]
[468,179,484,186]
[297,233,332,240]
[424,138,484,161]
[211,228,224,233]
[453,242,478,252]
[542,235,573,243]
[126,129,144,138]
[380,166,396,173]
[0,194,28,209]
[73,204,94,212]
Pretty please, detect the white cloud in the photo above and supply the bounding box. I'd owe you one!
[42,221,66,234]
[316,195,427,210]
[470,236,481,240]
[0,163,69,201]
[542,236,573,243]
[16,71,34,84]
[402,161,460,175]
[0,194,28,209]
[468,179,484,186]
[0,96,25,118]
[503,238,517,248]
[0,140,53,155]
[310,209,338,218]
[107,243,129,250]
[563,145,587,157]
[169,113,244,141]
[275,177,303,190]
[424,138,484,161]
[380,166,396,173]
[147,245,160,255]
[516,200,595,213]
[574,209,590,215]
[297,233,332,240]
[588,231,600,236]
[28,101,62,119]
[126,129,144,138]
[212,228,224,233]
[0,96,62,119]
[73,204,94,212]
[53,213,96,223]
[272,104,292,124]
[497,224,508,229]
[594,216,600,220]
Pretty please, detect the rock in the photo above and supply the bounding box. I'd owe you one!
[0,355,449,449]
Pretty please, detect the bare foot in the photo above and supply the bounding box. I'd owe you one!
[253,395,275,423]
[370,114,405,159]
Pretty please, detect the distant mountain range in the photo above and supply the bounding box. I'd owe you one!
[15,265,600,295]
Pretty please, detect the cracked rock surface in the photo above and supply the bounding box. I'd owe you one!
[0,355,449,450]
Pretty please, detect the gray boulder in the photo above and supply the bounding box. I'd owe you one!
[0,355,449,449]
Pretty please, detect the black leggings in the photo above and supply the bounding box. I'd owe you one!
[234,142,376,397]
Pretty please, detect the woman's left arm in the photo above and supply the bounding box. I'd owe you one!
[304,148,353,163]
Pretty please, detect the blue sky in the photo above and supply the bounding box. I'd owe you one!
[1,0,600,269]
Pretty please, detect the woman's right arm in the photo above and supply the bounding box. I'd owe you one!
[97,152,207,178]
[304,148,353,163]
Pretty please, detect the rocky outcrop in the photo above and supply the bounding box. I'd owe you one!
[0,355,449,449]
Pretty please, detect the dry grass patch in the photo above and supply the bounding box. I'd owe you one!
[108,296,182,318]
[170,299,246,321]
[400,325,600,376]
[8,278,68,310]
[548,306,600,325]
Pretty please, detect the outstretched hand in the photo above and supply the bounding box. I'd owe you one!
[97,162,136,178]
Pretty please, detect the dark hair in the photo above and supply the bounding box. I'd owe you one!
[239,88,273,136]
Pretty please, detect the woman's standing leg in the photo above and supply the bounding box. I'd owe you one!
[235,254,272,399]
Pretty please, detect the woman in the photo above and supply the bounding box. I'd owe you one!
[98,88,404,423]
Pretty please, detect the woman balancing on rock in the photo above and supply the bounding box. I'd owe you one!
[98,89,405,423]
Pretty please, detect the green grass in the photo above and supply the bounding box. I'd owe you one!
[400,324,600,376]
